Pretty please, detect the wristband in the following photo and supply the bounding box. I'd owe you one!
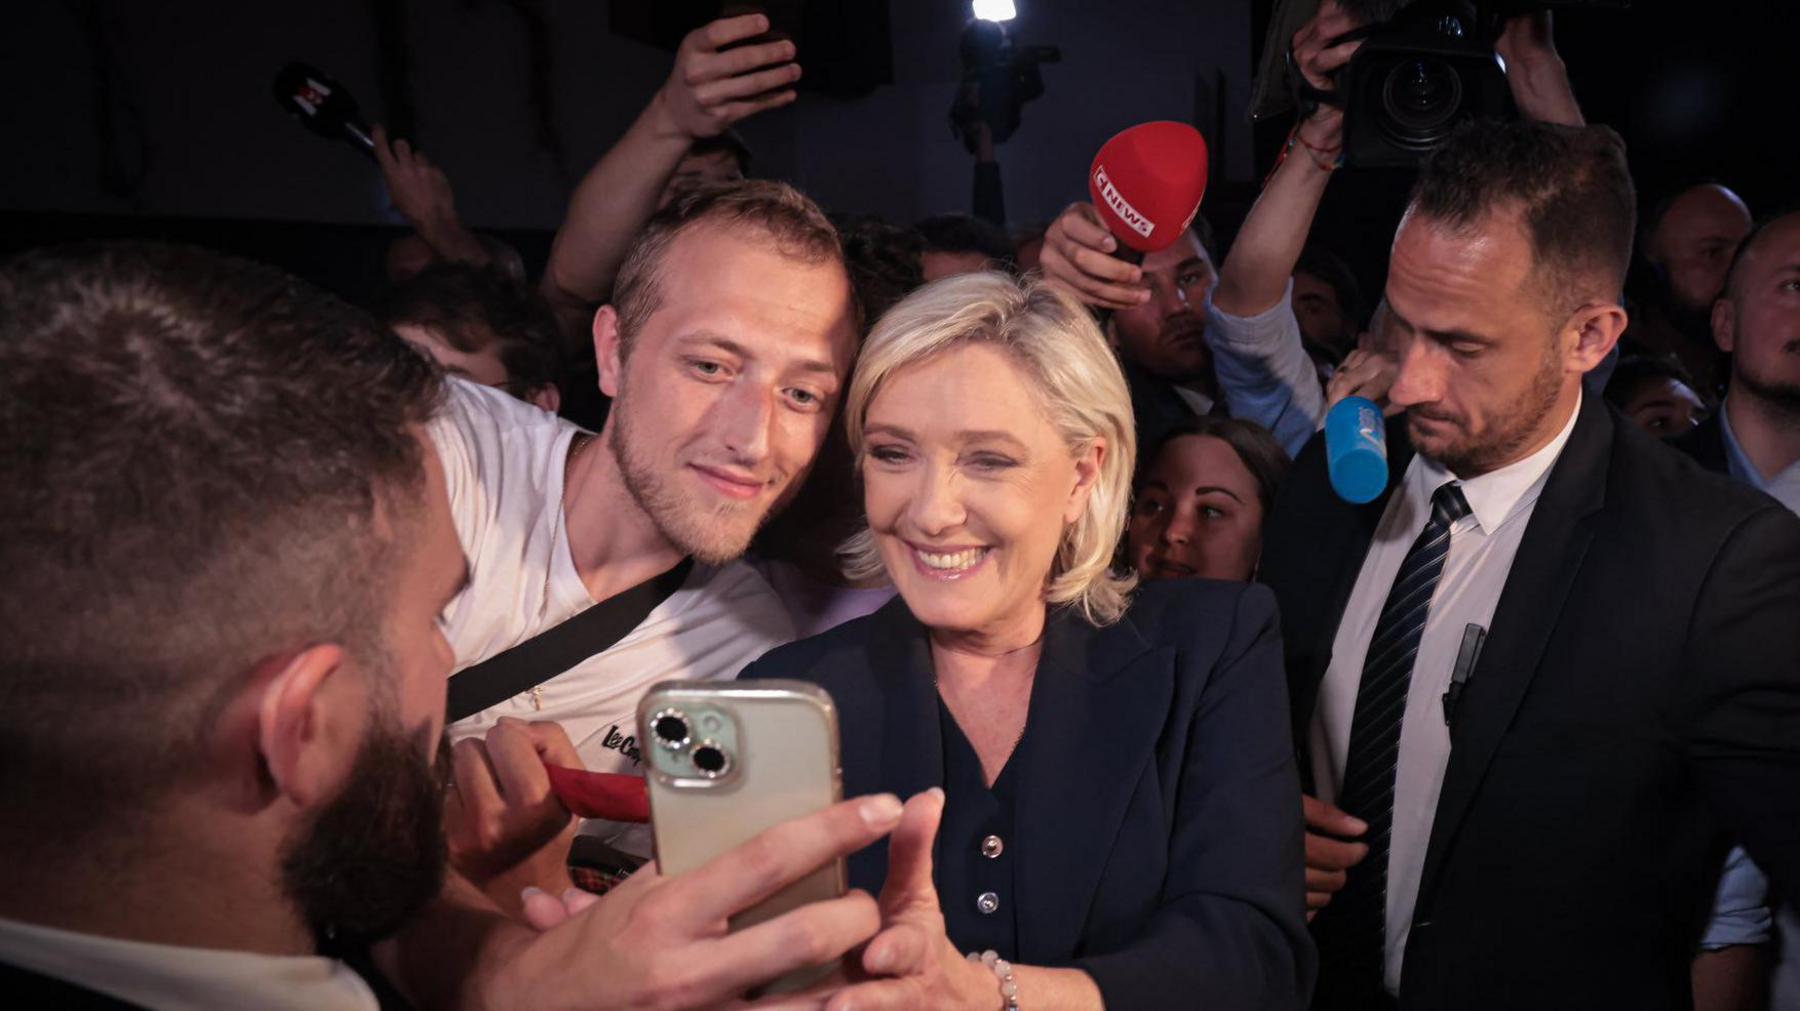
[966,950,1021,1011]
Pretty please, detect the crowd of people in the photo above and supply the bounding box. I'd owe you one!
[2,3,1797,1010]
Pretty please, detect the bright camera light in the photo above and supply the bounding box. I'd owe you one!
[972,0,1016,22]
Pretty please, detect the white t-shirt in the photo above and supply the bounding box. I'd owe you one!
[428,379,795,853]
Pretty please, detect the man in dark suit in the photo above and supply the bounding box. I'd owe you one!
[1258,121,1800,1010]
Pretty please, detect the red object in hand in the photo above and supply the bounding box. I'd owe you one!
[1087,121,1210,255]
[545,764,650,823]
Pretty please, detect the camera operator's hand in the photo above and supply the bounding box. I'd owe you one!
[487,795,903,1011]
[1291,0,1367,97]
[446,718,585,911]
[373,124,488,265]
[1040,202,1148,311]
[652,13,800,142]
[1496,12,1584,126]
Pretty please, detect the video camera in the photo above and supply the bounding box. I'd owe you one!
[1291,0,1626,168]
[950,18,1061,153]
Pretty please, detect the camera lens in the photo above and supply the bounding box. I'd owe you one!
[651,709,690,749]
[691,741,732,778]
[1379,57,1464,150]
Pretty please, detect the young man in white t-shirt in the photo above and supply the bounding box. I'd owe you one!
[434,179,860,891]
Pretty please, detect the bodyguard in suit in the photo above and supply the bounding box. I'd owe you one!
[1258,121,1800,1010]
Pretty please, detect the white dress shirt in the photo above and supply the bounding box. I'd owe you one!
[0,916,378,1011]
[1307,394,1582,995]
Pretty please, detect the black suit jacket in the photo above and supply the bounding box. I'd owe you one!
[1671,412,1730,476]
[1123,357,1215,464]
[743,580,1315,1010]
[1259,394,1800,1010]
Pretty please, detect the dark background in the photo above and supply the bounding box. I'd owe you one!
[1,0,1789,308]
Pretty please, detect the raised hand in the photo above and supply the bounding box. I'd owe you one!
[652,13,802,141]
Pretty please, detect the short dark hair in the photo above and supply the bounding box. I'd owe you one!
[690,129,753,176]
[1141,416,1291,517]
[0,242,442,840]
[1410,120,1636,312]
[613,179,848,349]
[1295,243,1366,329]
[832,212,926,326]
[916,213,1015,268]
[1603,353,1701,409]
[1190,213,1219,263]
[380,263,566,398]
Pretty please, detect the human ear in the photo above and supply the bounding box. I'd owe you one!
[1711,298,1736,355]
[593,306,625,399]
[256,644,362,810]
[1565,302,1628,374]
[1064,438,1108,526]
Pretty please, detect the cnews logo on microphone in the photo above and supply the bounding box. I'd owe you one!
[1093,166,1154,240]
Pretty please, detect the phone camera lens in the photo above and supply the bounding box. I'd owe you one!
[691,741,732,778]
[652,709,690,749]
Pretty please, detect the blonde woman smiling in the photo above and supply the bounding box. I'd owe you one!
[745,272,1311,1010]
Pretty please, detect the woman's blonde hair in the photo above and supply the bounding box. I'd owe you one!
[839,271,1138,625]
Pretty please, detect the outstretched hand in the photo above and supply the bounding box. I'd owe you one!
[653,14,802,141]
[373,124,459,234]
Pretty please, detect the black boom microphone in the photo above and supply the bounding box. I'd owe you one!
[273,62,375,159]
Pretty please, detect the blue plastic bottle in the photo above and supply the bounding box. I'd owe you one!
[1324,395,1389,505]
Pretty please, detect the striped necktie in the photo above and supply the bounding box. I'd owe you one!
[1313,480,1472,1005]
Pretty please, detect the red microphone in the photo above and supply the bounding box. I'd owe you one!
[1087,121,1210,256]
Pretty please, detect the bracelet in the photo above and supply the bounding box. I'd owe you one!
[966,950,1021,1011]
[1287,129,1343,171]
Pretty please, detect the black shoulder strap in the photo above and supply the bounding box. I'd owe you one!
[445,558,695,723]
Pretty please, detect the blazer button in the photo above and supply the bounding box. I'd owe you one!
[976,892,1000,915]
[981,835,1005,858]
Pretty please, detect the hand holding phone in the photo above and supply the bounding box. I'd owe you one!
[639,679,845,993]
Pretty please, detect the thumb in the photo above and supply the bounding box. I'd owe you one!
[525,720,585,768]
[879,788,945,914]
[1303,793,1368,836]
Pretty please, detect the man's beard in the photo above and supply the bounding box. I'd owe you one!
[281,714,451,949]
[607,383,779,566]
[1411,345,1565,478]
[1736,358,1800,422]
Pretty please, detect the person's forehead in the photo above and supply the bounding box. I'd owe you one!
[869,344,1051,432]
[1292,271,1339,302]
[1737,215,1800,284]
[1154,434,1254,491]
[1144,231,1209,273]
[645,225,855,355]
[1661,185,1753,242]
[1387,212,1532,326]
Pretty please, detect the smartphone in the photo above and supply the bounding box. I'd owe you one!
[637,680,843,992]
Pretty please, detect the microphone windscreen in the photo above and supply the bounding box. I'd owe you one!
[1087,121,1209,254]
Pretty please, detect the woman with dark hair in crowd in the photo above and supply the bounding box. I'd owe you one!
[1128,417,1290,583]
[744,272,1311,1010]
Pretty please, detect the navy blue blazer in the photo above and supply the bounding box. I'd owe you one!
[742,578,1314,1010]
